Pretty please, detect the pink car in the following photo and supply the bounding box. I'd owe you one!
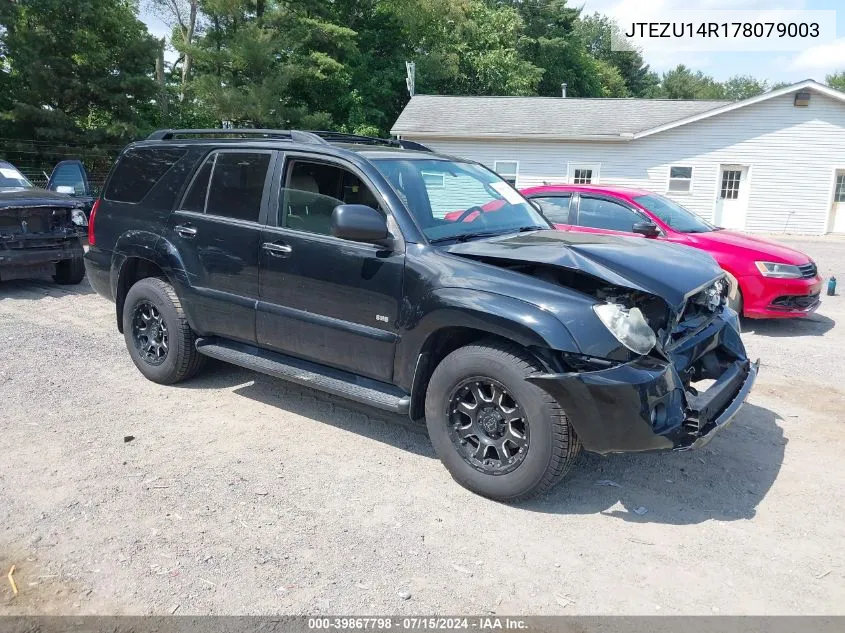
[520,185,822,319]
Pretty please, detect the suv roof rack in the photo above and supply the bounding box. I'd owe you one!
[147,129,327,145]
[146,128,432,152]
[308,131,432,152]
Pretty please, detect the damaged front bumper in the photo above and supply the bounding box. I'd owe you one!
[0,235,84,281]
[528,311,758,454]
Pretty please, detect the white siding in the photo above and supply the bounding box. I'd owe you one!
[426,171,492,218]
[406,91,845,234]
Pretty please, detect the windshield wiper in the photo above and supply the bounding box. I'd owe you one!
[429,226,548,245]
[429,231,507,244]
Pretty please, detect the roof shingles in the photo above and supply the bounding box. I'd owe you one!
[391,94,732,138]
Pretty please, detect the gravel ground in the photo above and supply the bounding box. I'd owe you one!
[1,236,844,615]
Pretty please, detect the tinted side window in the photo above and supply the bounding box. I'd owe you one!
[533,195,571,223]
[205,152,271,222]
[281,160,381,236]
[577,197,643,232]
[104,148,186,203]
[181,156,214,213]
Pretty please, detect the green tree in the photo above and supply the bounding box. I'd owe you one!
[459,1,543,95]
[575,13,658,97]
[0,2,13,120]
[332,0,409,135]
[721,75,769,100]
[593,58,628,97]
[507,0,603,97]
[0,0,159,142]
[827,71,845,92]
[388,0,542,97]
[190,0,356,128]
[146,0,201,102]
[2,0,786,142]
[657,65,726,99]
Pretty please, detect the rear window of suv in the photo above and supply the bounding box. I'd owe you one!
[104,147,186,204]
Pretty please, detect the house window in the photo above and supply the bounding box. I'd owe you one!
[835,173,845,202]
[668,166,693,193]
[494,161,519,186]
[720,170,742,200]
[574,169,592,184]
[567,163,600,185]
[421,171,445,189]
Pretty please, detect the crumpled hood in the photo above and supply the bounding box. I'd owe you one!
[0,187,81,210]
[442,230,723,310]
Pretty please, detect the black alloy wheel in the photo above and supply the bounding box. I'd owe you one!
[447,377,529,475]
[132,301,169,365]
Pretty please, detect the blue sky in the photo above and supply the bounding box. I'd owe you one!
[140,0,844,84]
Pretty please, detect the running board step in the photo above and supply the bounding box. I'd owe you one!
[195,337,411,415]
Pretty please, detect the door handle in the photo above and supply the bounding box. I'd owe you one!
[175,224,197,238]
[262,242,292,257]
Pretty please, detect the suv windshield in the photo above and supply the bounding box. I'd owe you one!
[0,162,34,192]
[633,193,715,233]
[373,158,549,242]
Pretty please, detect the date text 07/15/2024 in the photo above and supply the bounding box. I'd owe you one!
[307,617,529,630]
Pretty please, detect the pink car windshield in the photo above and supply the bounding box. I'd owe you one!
[633,193,715,233]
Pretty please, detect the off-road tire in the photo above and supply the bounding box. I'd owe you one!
[425,339,581,501]
[122,277,206,384]
[53,257,85,285]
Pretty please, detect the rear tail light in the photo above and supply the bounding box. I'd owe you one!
[88,199,100,246]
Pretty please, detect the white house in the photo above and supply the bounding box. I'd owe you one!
[390,79,845,235]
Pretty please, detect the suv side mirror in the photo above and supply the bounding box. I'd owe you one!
[331,204,389,244]
[632,221,660,238]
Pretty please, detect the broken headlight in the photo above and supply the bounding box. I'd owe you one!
[71,208,88,227]
[593,303,657,356]
[692,278,727,312]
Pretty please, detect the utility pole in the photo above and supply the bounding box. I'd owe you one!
[156,37,168,116]
[406,61,416,97]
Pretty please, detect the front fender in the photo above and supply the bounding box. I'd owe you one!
[394,287,581,390]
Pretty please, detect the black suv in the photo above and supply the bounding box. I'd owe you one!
[85,129,757,501]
